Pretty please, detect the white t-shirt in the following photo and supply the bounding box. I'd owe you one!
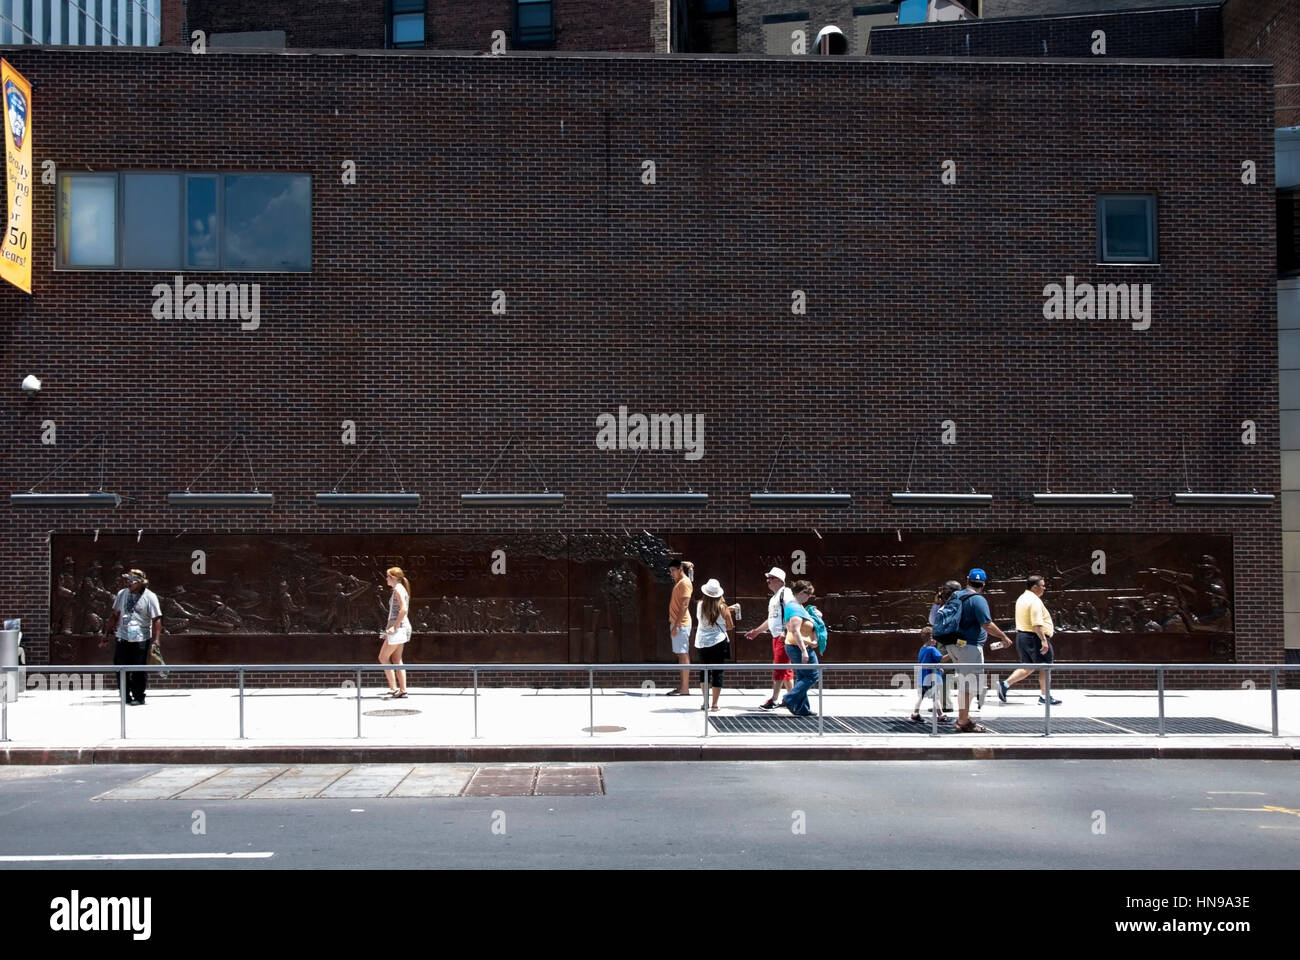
[113,588,161,642]
[694,601,730,648]
[767,586,793,636]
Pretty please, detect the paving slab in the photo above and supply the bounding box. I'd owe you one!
[245,765,352,799]
[389,764,476,797]
[535,764,603,796]
[463,765,539,796]
[93,765,225,801]
[318,764,414,798]
[174,766,287,800]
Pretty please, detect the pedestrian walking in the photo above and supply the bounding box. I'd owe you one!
[999,574,1060,705]
[744,567,795,709]
[780,579,823,716]
[100,569,162,706]
[910,634,951,723]
[695,578,739,712]
[930,568,1015,733]
[379,566,412,698]
[667,559,695,696]
[927,580,962,714]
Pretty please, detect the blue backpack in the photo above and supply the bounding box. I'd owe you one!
[932,589,973,642]
[784,601,829,655]
[805,604,828,655]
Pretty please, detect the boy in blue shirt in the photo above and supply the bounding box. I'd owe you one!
[911,634,951,723]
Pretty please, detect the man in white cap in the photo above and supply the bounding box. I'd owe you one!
[100,568,162,706]
[745,567,795,709]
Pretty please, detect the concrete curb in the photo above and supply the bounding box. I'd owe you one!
[1,744,1297,764]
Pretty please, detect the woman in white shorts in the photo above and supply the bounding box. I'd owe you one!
[380,566,412,699]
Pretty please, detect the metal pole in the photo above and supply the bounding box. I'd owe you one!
[1157,667,1165,738]
[2,670,8,742]
[1271,668,1279,738]
[473,668,479,739]
[120,668,127,740]
[703,669,709,738]
[355,666,362,739]
[930,667,939,737]
[816,664,824,737]
[588,668,594,737]
[238,668,245,740]
[1043,664,1051,737]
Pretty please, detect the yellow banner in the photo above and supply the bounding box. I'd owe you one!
[2,58,33,294]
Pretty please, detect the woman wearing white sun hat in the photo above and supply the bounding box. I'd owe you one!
[695,578,739,712]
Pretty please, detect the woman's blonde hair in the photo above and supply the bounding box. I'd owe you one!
[700,594,727,627]
[386,567,411,598]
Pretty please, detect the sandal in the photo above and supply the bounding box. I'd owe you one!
[909,714,922,723]
[955,720,988,733]
[393,691,408,699]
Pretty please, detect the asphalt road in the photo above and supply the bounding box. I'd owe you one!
[0,760,1296,870]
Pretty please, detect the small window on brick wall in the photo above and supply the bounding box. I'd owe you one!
[515,0,554,49]
[1097,194,1158,264]
[391,0,426,49]
[58,172,311,272]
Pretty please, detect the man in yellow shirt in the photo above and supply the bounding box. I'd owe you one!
[999,574,1060,705]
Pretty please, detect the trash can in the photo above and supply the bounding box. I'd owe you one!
[0,626,21,704]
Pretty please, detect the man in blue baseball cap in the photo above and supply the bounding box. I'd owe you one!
[946,568,1015,732]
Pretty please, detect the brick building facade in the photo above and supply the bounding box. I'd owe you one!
[0,47,1279,685]
[184,0,660,52]
[869,4,1225,57]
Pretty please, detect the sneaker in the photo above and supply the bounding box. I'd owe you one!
[997,680,1008,703]
[760,698,778,709]
[1038,696,1062,706]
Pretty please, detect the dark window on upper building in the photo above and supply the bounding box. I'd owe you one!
[390,0,426,49]
[514,0,555,49]
[696,0,735,13]
[1282,189,1299,278]
[1097,194,1157,263]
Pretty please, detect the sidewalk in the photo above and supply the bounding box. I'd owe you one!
[2,682,1297,763]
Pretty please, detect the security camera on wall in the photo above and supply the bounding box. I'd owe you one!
[20,375,41,394]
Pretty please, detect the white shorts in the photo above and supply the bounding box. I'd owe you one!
[386,621,411,646]
[671,625,691,655]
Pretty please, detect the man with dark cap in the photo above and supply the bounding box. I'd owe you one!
[101,569,162,706]
[948,568,1015,733]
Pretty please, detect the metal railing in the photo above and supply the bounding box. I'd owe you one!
[1,661,1296,743]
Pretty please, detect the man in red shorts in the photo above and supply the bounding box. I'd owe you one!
[745,567,795,709]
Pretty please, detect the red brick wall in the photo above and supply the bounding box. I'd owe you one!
[0,49,1280,687]
[1223,0,1300,122]
[183,0,656,51]
[185,0,387,48]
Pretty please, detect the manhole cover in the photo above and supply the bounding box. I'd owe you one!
[363,708,421,717]
[582,725,626,733]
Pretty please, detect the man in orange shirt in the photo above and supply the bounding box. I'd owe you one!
[667,560,695,695]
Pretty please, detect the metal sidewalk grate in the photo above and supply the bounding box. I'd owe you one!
[1102,717,1268,735]
[707,714,854,734]
[707,715,1270,736]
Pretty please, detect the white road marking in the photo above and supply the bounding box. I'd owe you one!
[1206,791,1267,795]
[0,852,274,862]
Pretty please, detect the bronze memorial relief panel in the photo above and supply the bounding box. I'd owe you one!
[50,534,569,664]
[49,532,1232,664]
[735,533,1234,664]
